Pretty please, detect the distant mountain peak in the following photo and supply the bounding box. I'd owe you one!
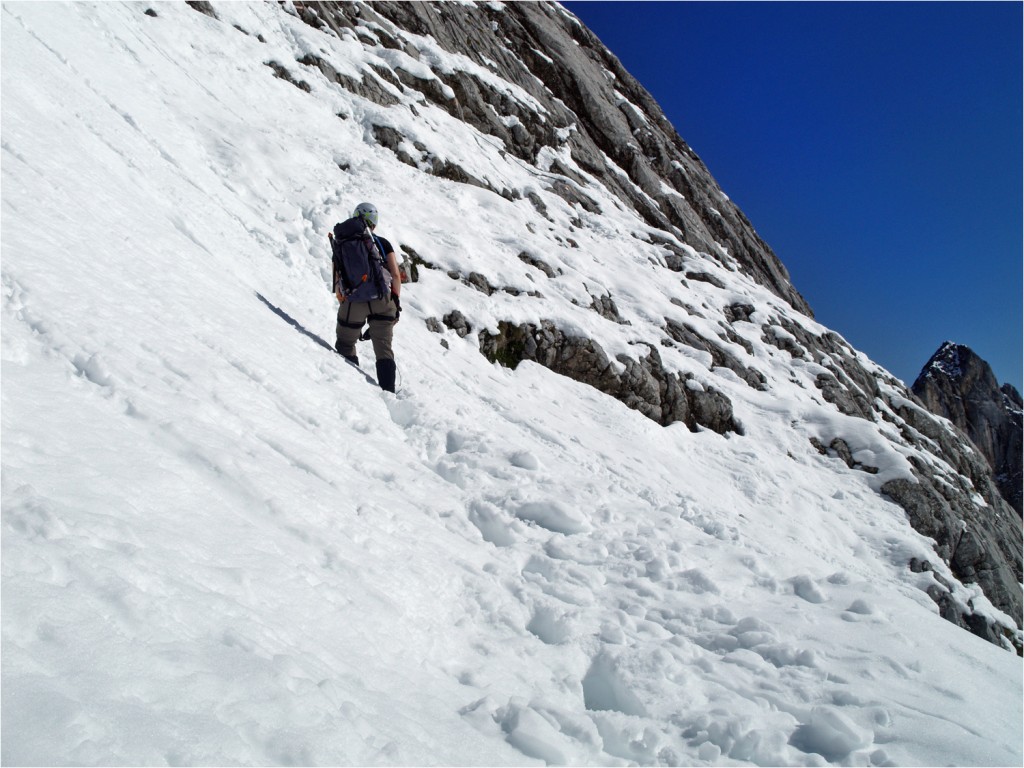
[913,342,1023,516]
[918,341,985,384]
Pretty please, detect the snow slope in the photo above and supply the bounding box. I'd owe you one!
[2,2,1020,765]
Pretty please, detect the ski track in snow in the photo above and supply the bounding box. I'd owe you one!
[2,2,1021,766]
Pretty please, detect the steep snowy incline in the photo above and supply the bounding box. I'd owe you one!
[2,2,1021,766]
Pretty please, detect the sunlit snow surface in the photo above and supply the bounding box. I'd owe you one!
[2,3,1020,766]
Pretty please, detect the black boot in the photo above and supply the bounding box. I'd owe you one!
[336,349,359,367]
[376,358,397,393]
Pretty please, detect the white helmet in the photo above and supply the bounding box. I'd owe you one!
[353,202,379,228]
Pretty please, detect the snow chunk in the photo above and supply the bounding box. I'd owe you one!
[581,654,647,717]
[515,500,589,534]
[790,706,873,761]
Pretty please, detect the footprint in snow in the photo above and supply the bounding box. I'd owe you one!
[468,500,520,547]
[383,393,418,428]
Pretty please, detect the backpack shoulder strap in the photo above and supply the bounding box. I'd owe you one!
[371,234,388,260]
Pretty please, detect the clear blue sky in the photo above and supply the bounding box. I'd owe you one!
[562,1,1022,391]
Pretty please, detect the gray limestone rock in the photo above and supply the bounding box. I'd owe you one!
[913,342,1023,516]
[478,321,740,435]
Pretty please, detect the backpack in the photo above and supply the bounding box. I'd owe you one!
[329,216,389,302]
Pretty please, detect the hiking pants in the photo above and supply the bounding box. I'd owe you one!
[335,294,397,361]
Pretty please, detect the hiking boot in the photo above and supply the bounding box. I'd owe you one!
[336,349,359,366]
[376,359,397,392]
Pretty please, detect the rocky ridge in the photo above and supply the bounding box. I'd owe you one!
[203,1,1019,645]
[913,342,1023,517]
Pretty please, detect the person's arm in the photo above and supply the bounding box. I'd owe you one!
[386,251,401,297]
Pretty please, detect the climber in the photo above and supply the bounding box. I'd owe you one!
[333,202,402,392]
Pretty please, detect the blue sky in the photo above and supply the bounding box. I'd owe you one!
[562,1,1022,391]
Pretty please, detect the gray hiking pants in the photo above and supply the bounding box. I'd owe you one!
[335,294,398,361]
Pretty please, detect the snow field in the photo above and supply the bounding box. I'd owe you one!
[2,2,1021,766]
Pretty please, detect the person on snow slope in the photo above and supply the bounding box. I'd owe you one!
[333,202,402,392]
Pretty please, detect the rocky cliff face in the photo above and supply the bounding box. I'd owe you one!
[913,342,1023,517]
[234,1,1020,645]
[288,0,811,316]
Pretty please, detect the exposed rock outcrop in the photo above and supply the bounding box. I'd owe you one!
[475,319,742,436]
[913,342,1023,516]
